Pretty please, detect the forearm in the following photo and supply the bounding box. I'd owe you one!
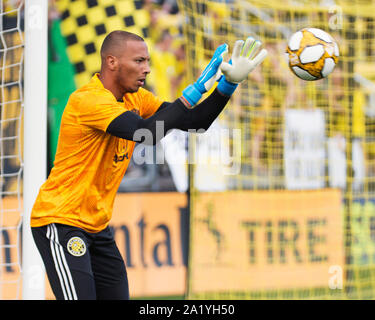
[180,88,230,132]
[107,89,230,145]
[106,99,189,145]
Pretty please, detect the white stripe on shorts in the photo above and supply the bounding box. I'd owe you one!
[47,224,78,300]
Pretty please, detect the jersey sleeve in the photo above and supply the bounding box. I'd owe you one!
[75,91,125,132]
[138,88,164,119]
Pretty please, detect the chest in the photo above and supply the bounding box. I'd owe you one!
[111,138,135,165]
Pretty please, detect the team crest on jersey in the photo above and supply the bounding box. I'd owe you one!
[67,236,86,257]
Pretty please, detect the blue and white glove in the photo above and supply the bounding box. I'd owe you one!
[217,37,268,96]
[182,43,228,106]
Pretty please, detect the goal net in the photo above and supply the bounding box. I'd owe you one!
[180,0,375,299]
[0,0,24,300]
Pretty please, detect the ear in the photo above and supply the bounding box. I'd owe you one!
[106,55,118,71]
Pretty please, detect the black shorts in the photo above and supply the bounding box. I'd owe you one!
[32,223,129,300]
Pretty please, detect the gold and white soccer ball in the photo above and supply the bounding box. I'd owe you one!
[286,28,339,81]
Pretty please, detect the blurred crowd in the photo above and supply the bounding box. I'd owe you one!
[145,0,188,101]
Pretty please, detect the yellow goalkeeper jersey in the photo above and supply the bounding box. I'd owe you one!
[31,74,163,232]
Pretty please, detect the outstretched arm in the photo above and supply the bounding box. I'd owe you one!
[106,38,267,145]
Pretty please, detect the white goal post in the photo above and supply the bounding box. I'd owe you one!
[22,0,48,300]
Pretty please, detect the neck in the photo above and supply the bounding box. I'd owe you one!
[98,71,124,101]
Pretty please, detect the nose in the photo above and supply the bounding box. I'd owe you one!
[143,61,151,75]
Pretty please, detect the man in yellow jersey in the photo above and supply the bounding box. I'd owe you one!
[31,30,267,300]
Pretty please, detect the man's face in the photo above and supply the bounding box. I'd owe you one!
[115,40,151,93]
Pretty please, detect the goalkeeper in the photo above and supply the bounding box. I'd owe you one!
[30,30,267,300]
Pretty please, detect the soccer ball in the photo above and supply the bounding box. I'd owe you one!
[286,28,339,81]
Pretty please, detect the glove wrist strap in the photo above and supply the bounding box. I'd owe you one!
[217,77,238,96]
[182,84,202,106]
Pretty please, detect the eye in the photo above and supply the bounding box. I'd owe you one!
[135,57,150,64]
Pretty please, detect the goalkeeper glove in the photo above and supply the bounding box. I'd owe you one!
[182,43,228,106]
[217,37,268,96]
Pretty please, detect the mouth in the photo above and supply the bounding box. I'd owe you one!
[137,79,145,86]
